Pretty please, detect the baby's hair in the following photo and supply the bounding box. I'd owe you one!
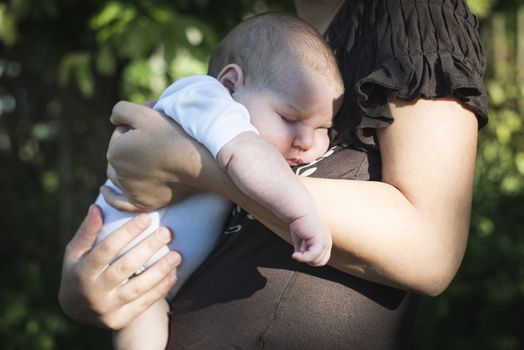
[208,12,343,95]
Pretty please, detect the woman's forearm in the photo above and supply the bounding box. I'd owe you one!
[215,173,460,296]
[206,97,478,296]
[299,177,468,296]
[203,158,437,293]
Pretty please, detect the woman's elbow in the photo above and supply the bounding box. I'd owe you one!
[415,270,454,297]
[411,253,465,296]
[411,226,468,296]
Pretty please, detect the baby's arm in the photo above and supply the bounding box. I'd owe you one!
[217,132,332,266]
[154,75,331,265]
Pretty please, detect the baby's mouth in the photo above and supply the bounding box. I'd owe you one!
[286,158,303,166]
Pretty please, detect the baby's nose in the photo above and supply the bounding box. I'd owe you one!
[292,126,314,151]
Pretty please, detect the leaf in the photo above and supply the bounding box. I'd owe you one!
[58,52,94,97]
[169,48,207,80]
[0,4,18,46]
[96,45,116,76]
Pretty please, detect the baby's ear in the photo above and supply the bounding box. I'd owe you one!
[217,64,244,94]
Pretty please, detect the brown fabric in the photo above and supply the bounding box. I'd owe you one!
[166,0,487,348]
[167,148,419,350]
[327,0,488,147]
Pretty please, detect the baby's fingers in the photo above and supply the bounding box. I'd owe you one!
[308,248,331,267]
[290,234,304,256]
[292,250,330,267]
[291,244,322,265]
[291,240,331,267]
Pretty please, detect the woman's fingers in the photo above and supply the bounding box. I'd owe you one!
[110,101,149,128]
[64,205,103,263]
[100,185,140,212]
[116,251,180,304]
[107,271,177,330]
[102,227,173,288]
[81,214,152,277]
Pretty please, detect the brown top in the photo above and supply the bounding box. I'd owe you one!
[167,1,487,348]
[329,0,487,147]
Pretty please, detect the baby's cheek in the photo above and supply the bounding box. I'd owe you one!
[303,133,330,163]
[315,132,331,155]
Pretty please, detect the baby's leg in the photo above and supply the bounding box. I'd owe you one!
[113,299,170,350]
[159,192,231,296]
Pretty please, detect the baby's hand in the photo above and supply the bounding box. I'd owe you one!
[289,215,332,266]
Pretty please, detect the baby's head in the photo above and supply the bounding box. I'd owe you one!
[209,12,344,165]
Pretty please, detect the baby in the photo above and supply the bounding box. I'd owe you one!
[96,12,344,350]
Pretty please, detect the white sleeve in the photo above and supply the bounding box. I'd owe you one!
[153,75,259,158]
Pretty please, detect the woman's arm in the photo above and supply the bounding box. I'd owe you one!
[301,97,478,296]
[106,97,478,296]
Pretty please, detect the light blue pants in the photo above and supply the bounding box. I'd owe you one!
[95,179,231,298]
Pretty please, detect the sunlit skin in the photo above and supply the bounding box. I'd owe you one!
[232,70,338,166]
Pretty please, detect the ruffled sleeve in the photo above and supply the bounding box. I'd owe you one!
[326,0,488,146]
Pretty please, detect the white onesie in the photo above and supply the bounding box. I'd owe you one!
[95,75,258,297]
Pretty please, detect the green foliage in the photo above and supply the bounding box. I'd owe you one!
[467,0,497,17]
[0,0,522,349]
[59,52,94,97]
[86,0,220,101]
[0,3,18,46]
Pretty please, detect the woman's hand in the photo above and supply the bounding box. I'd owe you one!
[105,101,224,211]
[58,205,181,330]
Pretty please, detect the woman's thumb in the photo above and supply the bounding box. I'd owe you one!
[64,205,103,262]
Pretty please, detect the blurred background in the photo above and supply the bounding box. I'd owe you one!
[0,0,522,349]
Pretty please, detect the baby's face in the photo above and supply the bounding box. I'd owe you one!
[233,72,341,166]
